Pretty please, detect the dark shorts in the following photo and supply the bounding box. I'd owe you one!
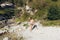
[32,25,37,30]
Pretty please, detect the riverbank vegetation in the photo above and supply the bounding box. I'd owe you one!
[0,0,60,26]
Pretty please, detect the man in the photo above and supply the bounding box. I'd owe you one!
[29,17,37,31]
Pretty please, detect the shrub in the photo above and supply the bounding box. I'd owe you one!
[47,5,60,20]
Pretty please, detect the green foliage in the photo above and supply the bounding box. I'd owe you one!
[51,0,58,2]
[4,8,14,12]
[47,5,60,20]
[0,8,14,21]
[29,0,32,2]
[0,10,5,14]
[30,0,49,10]
[1,0,60,26]
[20,13,30,22]
[12,0,24,7]
[32,9,47,20]
[41,20,60,26]
[17,0,24,7]
[23,23,29,29]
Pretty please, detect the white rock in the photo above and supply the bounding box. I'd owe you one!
[6,3,13,6]
[1,3,6,7]
[34,9,38,13]
[26,5,30,10]
[0,30,6,34]
[3,37,9,40]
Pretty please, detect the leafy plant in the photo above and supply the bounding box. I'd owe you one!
[47,5,60,20]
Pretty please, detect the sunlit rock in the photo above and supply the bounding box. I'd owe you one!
[3,37,9,40]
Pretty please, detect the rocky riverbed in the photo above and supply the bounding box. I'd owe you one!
[0,21,60,40]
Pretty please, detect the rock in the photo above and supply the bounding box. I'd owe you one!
[25,5,30,10]
[0,2,14,8]
[0,29,7,35]
[0,21,5,28]
[3,37,9,40]
[34,9,38,13]
[0,3,6,7]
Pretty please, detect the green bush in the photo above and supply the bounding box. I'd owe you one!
[47,5,60,20]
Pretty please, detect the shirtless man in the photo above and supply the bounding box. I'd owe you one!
[29,17,35,31]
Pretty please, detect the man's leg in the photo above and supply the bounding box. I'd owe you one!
[30,24,33,31]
